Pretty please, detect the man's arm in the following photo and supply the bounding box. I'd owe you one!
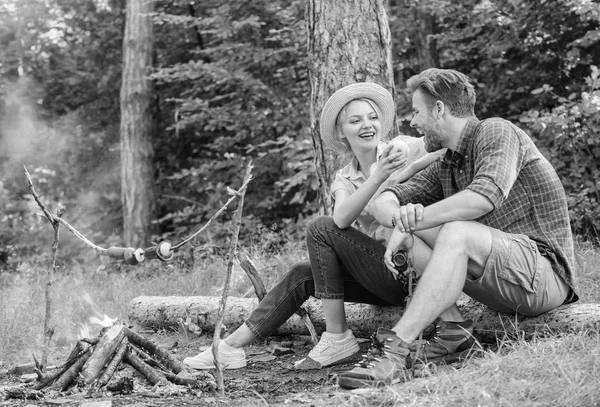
[372,189,494,232]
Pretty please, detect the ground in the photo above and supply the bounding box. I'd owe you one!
[0,330,391,406]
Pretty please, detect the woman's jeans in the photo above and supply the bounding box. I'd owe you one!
[245,216,409,339]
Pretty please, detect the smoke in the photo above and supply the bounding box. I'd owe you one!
[0,77,40,161]
[0,76,123,254]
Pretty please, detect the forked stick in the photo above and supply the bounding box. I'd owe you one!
[213,161,253,394]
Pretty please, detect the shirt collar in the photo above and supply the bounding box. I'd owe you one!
[443,117,480,167]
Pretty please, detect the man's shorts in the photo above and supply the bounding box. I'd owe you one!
[463,228,570,316]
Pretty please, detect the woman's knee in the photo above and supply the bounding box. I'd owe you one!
[307,215,336,241]
[279,261,315,297]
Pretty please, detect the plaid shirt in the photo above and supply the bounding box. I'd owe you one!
[385,117,578,302]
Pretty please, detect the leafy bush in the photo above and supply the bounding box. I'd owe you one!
[520,66,600,241]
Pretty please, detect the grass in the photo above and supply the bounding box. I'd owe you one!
[1,238,599,406]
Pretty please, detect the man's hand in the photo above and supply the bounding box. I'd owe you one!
[384,229,414,276]
[392,203,424,232]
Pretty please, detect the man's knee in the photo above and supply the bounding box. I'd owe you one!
[435,221,473,248]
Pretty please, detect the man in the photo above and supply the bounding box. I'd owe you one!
[337,68,578,389]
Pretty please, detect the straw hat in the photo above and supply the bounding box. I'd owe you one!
[320,82,395,153]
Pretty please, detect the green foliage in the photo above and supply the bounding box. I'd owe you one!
[149,0,313,251]
[520,66,600,240]
[1,0,599,266]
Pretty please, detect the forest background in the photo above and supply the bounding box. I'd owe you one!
[0,0,599,266]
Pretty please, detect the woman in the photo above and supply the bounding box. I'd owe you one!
[183,82,443,371]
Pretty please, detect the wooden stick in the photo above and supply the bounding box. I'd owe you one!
[80,324,126,385]
[239,254,267,301]
[33,342,89,390]
[172,168,254,250]
[25,166,61,369]
[295,307,319,345]
[124,327,183,374]
[163,371,201,388]
[124,349,164,386]
[50,348,92,391]
[213,161,253,394]
[92,337,129,390]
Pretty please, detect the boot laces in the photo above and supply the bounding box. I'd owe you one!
[354,332,385,368]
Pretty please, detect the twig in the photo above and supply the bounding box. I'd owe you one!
[172,172,254,251]
[52,217,107,254]
[213,160,253,394]
[24,166,60,370]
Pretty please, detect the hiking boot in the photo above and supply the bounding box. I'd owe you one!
[337,328,413,389]
[183,341,246,370]
[413,319,480,366]
[294,329,360,370]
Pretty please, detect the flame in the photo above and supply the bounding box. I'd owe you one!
[90,314,118,327]
[76,293,118,339]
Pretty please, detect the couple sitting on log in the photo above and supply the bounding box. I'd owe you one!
[183,68,578,389]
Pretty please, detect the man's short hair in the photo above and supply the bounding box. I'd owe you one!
[405,68,476,118]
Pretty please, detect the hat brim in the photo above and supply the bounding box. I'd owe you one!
[320,83,395,153]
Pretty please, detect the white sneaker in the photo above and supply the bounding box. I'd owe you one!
[183,341,246,370]
[294,329,360,369]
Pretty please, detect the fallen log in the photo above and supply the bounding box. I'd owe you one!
[128,295,600,343]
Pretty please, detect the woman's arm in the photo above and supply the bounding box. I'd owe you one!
[333,143,406,229]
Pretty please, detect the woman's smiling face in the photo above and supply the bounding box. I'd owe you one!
[337,99,382,154]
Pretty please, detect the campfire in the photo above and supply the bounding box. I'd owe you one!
[4,322,213,400]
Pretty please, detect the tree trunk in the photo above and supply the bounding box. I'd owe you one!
[413,7,439,70]
[128,295,600,343]
[306,0,396,214]
[120,0,157,247]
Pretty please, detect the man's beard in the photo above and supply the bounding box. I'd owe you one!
[423,122,444,152]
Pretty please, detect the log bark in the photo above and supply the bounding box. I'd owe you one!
[124,349,164,386]
[128,295,600,343]
[93,337,129,390]
[80,324,126,385]
[50,348,92,391]
[124,327,183,374]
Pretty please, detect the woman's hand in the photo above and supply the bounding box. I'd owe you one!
[384,228,414,276]
[374,143,408,181]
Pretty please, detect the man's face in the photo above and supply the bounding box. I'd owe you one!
[410,90,445,152]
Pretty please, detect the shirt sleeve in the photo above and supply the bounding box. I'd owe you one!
[467,120,522,209]
[384,160,444,206]
[330,170,354,201]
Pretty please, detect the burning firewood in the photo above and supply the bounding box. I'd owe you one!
[3,324,210,401]
[80,323,126,386]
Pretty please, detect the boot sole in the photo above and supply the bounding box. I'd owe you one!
[337,375,403,390]
[413,347,480,367]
